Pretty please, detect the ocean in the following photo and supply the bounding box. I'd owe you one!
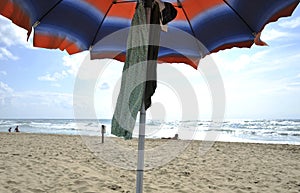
[0,119,299,145]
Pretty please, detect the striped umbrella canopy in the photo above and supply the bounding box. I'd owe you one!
[0,0,299,69]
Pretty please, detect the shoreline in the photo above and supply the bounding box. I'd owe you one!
[1,119,300,146]
[1,132,300,192]
[1,131,300,146]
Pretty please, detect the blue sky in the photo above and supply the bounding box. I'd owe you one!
[0,6,300,120]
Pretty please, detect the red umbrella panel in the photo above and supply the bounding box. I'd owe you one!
[0,0,299,69]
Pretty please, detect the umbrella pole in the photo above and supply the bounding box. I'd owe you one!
[136,1,152,193]
[136,102,146,193]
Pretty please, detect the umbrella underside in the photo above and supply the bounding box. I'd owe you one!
[0,0,299,68]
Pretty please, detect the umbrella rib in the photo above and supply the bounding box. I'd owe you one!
[33,0,64,28]
[222,0,256,35]
[176,1,196,38]
[116,0,138,3]
[176,0,206,61]
[91,0,137,47]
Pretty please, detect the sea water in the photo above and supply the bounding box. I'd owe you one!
[0,119,299,145]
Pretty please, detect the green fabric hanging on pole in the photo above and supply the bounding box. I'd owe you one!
[111,2,161,139]
[111,3,149,140]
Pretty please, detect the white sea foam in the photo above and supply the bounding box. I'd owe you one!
[0,119,299,145]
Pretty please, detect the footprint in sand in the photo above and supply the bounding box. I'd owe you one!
[71,180,90,193]
[7,180,18,185]
[10,188,22,193]
[28,188,45,193]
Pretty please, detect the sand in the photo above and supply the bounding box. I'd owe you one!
[0,132,300,193]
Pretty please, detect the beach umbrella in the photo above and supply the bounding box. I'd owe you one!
[1,0,299,69]
[1,0,299,193]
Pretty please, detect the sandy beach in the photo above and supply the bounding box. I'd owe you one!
[0,132,299,193]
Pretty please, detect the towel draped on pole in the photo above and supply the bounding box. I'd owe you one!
[111,2,161,139]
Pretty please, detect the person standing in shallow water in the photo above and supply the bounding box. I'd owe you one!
[14,126,19,132]
[8,127,12,132]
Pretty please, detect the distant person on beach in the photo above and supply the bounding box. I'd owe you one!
[172,134,178,140]
[14,126,19,132]
[162,134,178,140]
[8,127,12,132]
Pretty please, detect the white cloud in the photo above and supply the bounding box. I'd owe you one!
[19,91,73,107]
[0,47,19,60]
[0,88,74,118]
[212,53,251,72]
[0,16,35,61]
[0,71,7,76]
[38,52,87,82]
[0,81,14,106]
[0,16,33,48]
[99,82,110,90]
[50,83,62,88]
[260,29,290,41]
[62,52,86,75]
[279,17,300,29]
[232,54,251,71]
[251,49,271,62]
[0,81,13,93]
[259,76,300,94]
[38,71,68,81]
[287,82,300,87]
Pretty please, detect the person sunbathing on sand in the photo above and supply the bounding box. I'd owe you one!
[162,134,178,140]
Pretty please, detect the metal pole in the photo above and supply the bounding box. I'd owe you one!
[136,1,152,193]
[136,102,146,193]
[101,125,105,143]
[102,131,104,143]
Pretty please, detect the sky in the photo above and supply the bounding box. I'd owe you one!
[0,6,300,120]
